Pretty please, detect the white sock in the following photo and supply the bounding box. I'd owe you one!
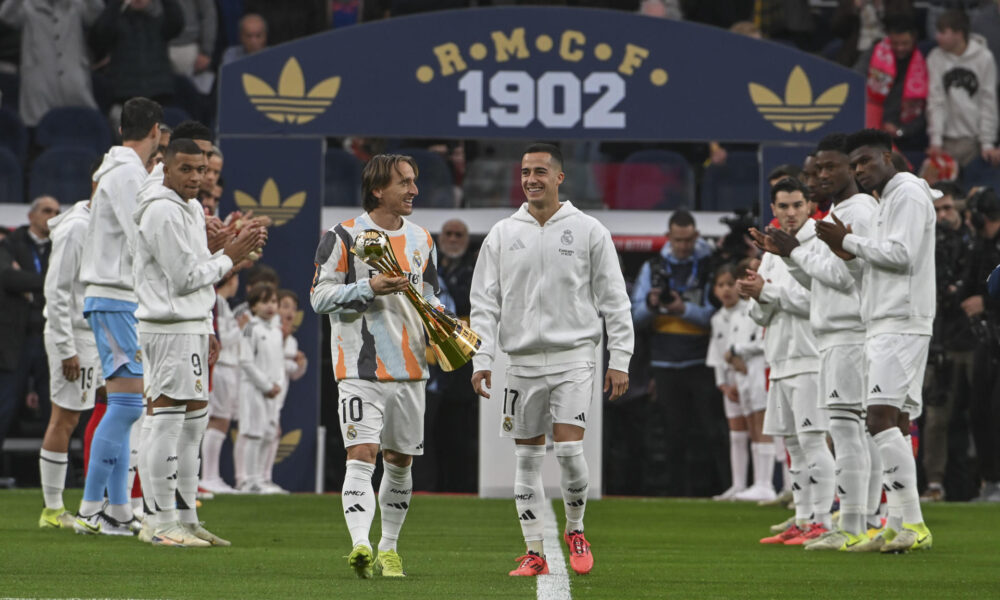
[106,502,132,523]
[773,437,791,492]
[784,436,811,525]
[201,427,225,483]
[514,444,547,548]
[39,449,68,510]
[240,435,260,487]
[342,460,376,548]
[378,461,413,552]
[866,431,883,525]
[799,431,835,529]
[874,427,924,525]
[148,407,185,526]
[751,442,775,489]
[256,434,271,485]
[555,440,588,533]
[127,412,143,502]
[234,430,246,487]
[827,411,869,535]
[138,415,154,517]
[264,434,279,482]
[178,408,208,524]
[728,431,749,490]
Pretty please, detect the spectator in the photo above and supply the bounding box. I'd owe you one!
[243,0,326,47]
[0,0,103,127]
[638,0,683,19]
[0,196,60,464]
[861,14,929,151]
[832,0,914,69]
[220,13,267,67]
[958,187,1000,502]
[89,0,184,109]
[926,10,1000,166]
[168,0,216,77]
[922,181,975,501]
[630,210,726,496]
[202,145,222,197]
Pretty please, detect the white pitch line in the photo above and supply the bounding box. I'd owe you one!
[537,500,572,600]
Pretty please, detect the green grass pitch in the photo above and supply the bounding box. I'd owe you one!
[1,489,998,599]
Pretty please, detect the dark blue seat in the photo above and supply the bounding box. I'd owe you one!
[0,147,23,203]
[35,106,112,155]
[961,157,1000,192]
[0,107,28,164]
[397,148,456,208]
[612,149,695,210]
[324,147,363,206]
[28,146,98,204]
[701,151,760,211]
[162,106,193,129]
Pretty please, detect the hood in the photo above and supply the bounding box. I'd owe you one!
[134,178,188,225]
[661,236,713,263]
[93,146,143,182]
[512,200,581,224]
[883,171,943,203]
[796,217,816,243]
[47,200,89,234]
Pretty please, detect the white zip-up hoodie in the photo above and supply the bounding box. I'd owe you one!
[785,193,878,350]
[132,177,233,334]
[43,200,91,360]
[748,220,818,379]
[240,315,284,399]
[927,33,999,149]
[81,146,147,302]
[842,172,938,337]
[470,201,634,373]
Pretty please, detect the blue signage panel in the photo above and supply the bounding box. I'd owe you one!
[217,136,323,492]
[218,7,863,142]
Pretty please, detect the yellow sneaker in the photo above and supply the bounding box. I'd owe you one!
[848,527,895,553]
[375,548,406,577]
[882,523,932,554]
[39,507,75,529]
[804,529,867,551]
[347,544,374,579]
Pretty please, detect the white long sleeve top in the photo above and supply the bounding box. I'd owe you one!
[42,200,91,360]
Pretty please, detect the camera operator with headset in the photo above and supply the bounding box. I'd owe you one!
[631,210,726,497]
[958,186,1000,503]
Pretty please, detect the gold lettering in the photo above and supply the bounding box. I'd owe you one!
[433,43,467,76]
[491,28,529,62]
[559,30,586,62]
[618,44,649,75]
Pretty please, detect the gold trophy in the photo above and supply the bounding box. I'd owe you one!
[352,230,481,371]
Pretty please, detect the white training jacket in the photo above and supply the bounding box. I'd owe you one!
[785,193,878,350]
[240,315,285,398]
[706,299,764,386]
[842,172,938,337]
[81,146,147,302]
[216,294,240,367]
[470,201,634,374]
[42,200,92,360]
[132,178,233,334]
[748,220,819,380]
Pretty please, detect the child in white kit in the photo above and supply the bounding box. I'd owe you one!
[201,272,241,494]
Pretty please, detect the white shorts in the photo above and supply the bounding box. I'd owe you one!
[337,379,425,455]
[736,363,767,416]
[238,386,275,438]
[763,372,828,437]
[45,332,105,411]
[820,344,866,410]
[140,333,209,402]
[500,365,593,439]
[209,362,239,420]
[865,334,929,419]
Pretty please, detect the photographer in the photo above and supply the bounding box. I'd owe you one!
[631,210,726,496]
[922,182,976,501]
[960,187,1000,503]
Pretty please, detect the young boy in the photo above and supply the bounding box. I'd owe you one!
[200,272,241,494]
[238,283,284,493]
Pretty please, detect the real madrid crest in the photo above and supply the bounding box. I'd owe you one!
[412,249,423,270]
[346,424,357,440]
[503,416,513,432]
[134,349,142,363]
[561,229,574,245]
[195,379,203,393]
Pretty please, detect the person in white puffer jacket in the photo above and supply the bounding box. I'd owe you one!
[816,128,938,554]
[470,143,634,577]
[133,138,266,548]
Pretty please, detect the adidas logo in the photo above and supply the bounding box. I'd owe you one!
[791,483,801,491]
[345,504,366,514]
[509,239,526,251]
[566,499,585,507]
[519,510,537,521]
[242,57,340,125]
[801,418,812,427]
[748,66,848,133]
[574,412,586,423]
[870,384,882,394]
[415,442,424,451]
[829,390,839,399]
[385,502,409,510]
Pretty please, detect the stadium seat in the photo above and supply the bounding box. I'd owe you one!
[35,107,112,155]
[0,147,24,203]
[0,107,28,164]
[162,106,193,128]
[560,159,605,209]
[611,149,695,210]
[397,148,456,208]
[463,158,517,207]
[961,157,1000,192]
[701,150,760,211]
[323,147,363,206]
[28,146,98,204]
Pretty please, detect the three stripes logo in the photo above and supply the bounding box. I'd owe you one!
[891,481,905,490]
[870,384,882,394]
[509,239,527,251]
[385,502,409,510]
[234,179,306,227]
[519,510,537,521]
[801,418,812,428]
[574,412,586,423]
[566,499,585,507]
[829,390,840,399]
[748,66,848,133]
[345,504,366,514]
[242,57,341,125]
